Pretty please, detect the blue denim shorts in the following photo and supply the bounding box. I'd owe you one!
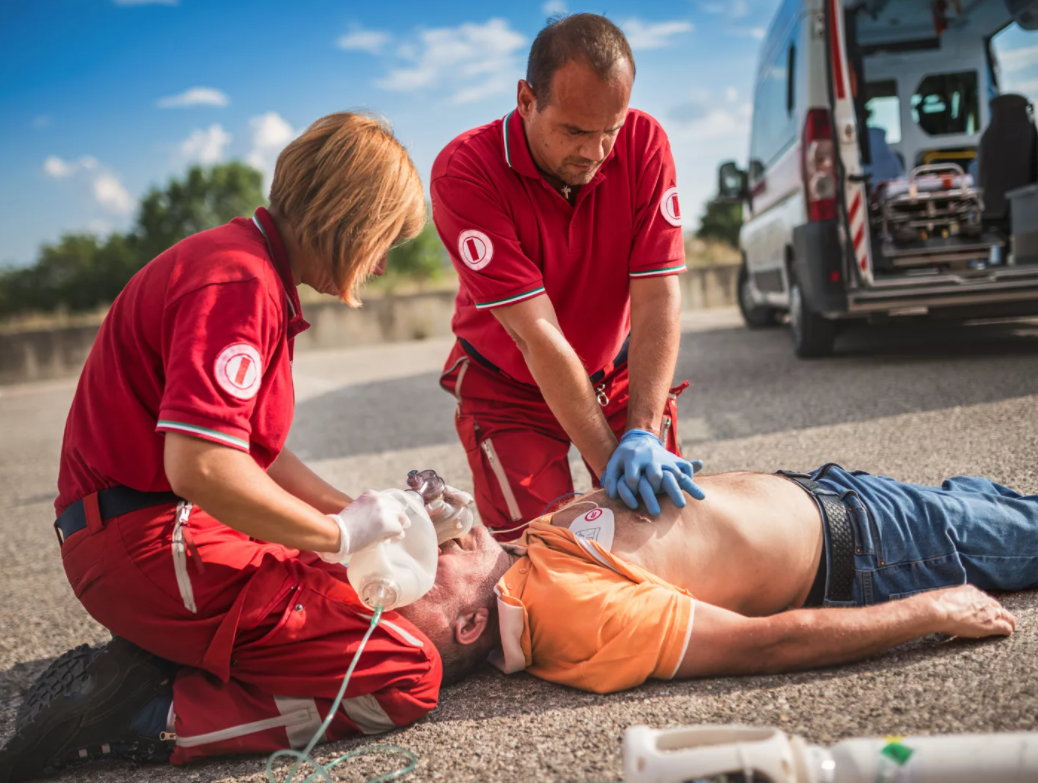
[802,464,1038,606]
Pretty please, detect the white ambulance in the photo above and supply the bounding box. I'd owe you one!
[719,0,1038,356]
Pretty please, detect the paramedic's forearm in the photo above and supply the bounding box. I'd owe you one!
[522,329,617,476]
[628,276,682,436]
[268,448,353,514]
[164,432,341,553]
[492,297,617,475]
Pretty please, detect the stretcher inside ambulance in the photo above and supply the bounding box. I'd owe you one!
[845,0,1038,275]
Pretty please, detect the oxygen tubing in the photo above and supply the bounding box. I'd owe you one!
[264,605,418,783]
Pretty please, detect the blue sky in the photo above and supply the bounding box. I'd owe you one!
[2,0,1037,268]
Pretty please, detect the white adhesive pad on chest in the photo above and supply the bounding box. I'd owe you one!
[568,508,614,551]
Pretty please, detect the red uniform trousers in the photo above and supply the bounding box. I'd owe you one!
[59,496,441,765]
[439,341,687,539]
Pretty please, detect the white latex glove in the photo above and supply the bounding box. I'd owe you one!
[429,485,476,544]
[318,489,410,564]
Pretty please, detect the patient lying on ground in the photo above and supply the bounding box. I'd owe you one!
[398,465,1036,693]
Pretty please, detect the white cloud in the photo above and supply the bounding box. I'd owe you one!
[542,1,568,15]
[180,124,232,164]
[93,174,134,215]
[42,155,97,178]
[32,115,51,128]
[730,26,766,39]
[701,0,749,18]
[247,112,297,184]
[43,155,132,215]
[621,19,694,51]
[999,44,1038,74]
[376,18,526,104]
[113,0,177,5]
[157,87,229,108]
[337,24,391,54]
[725,86,738,102]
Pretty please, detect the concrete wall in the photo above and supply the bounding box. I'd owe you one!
[0,264,739,385]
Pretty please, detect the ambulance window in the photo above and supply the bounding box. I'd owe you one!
[910,72,979,136]
[865,80,901,144]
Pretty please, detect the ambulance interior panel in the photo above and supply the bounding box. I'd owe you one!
[845,1,1038,274]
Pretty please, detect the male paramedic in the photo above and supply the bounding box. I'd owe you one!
[434,13,703,537]
[0,113,443,783]
[399,463,1033,691]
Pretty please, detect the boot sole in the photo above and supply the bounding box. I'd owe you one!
[16,644,105,732]
[0,639,171,783]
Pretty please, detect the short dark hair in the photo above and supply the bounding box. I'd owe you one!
[526,13,636,107]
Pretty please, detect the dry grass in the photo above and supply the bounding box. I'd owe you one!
[685,237,740,268]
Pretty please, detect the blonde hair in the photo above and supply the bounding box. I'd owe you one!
[269,112,425,306]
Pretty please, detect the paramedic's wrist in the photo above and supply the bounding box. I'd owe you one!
[317,512,352,563]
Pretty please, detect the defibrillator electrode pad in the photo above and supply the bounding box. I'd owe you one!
[568,507,615,551]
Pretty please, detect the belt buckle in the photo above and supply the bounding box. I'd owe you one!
[595,383,609,407]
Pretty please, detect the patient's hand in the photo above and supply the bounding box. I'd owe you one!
[926,585,1016,638]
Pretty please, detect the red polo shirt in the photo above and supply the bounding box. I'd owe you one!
[56,207,309,514]
[431,108,686,386]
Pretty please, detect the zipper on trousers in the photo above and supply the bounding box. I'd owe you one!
[172,501,198,614]
[481,438,522,522]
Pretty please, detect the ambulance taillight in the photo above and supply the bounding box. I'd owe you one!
[802,108,836,222]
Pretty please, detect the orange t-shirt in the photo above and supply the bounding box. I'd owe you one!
[491,520,695,694]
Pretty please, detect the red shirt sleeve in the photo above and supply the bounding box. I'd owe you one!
[431,174,546,310]
[629,130,687,279]
[156,279,281,453]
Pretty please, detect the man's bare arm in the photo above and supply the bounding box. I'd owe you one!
[626,275,681,435]
[267,448,353,514]
[676,585,1016,679]
[492,295,618,476]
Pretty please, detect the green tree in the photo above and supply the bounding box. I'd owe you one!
[136,162,265,260]
[382,221,447,284]
[696,198,743,248]
[0,162,265,317]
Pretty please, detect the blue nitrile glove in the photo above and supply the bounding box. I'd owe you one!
[602,429,705,516]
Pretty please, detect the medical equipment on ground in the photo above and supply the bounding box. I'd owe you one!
[406,469,475,544]
[347,488,438,611]
[622,724,1038,783]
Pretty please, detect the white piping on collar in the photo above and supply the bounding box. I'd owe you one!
[251,213,298,319]
[502,111,514,169]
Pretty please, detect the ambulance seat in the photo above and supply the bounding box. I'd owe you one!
[863,126,903,183]
[978,93,1038,225]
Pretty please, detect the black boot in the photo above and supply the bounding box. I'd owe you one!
[0,638,177,782]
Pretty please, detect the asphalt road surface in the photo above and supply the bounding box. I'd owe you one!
[2,308,1038,783]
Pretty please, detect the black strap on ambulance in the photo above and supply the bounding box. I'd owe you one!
[55,486,181,546]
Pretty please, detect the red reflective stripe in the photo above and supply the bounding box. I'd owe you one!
[829,0,846,100]
[853,223,865,251]
[848,191,862,223]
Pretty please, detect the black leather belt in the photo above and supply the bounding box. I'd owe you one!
[459,334,630,386]
[55,486,181,545]
[776,470,856,604]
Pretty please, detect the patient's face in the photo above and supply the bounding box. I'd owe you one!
[397,524,504,638]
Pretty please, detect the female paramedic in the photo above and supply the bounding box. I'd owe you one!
[0,112,443,783]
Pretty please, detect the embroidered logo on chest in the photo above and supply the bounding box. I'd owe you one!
[660,186,682,227]
[214,343,262,400]
[458,229,494,270]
